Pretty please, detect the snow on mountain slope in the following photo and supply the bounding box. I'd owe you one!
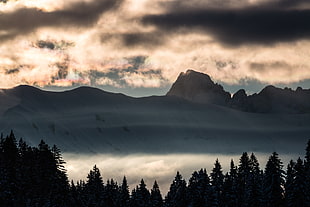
[0,85,309,155]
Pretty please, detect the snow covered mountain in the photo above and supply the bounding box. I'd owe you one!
[0,71,309,154]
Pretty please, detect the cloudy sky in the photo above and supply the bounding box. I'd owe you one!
[1,0,310,96]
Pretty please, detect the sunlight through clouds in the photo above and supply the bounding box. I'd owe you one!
[0,0,309,95]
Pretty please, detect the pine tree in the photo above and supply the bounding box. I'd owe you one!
[150,180,163,207]
[210,159,224,207]
[188,169,210,207]
[118,176,130,207]
[285,160,296,207]
[85,165,105,207]
[0,131,18,206]
[247,153,262,207]
[165,171,188,207]
[263,152,285,207]
[105,178,119,207]
[222,160,238,207]
[291,158,307,206]
[237,152,250,206]
[50,144,70,207]
[304,139,310,206]
[130,179,150,207]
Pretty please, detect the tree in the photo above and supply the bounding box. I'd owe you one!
[304,140,310,206]
[188,169,210,207]
[285,160,296,207]
[0,131,18,206]
[237,152,250,206]
[263,152,285,207]
[118,176,130,207]
[165,171,188,207]
[247,153,262,207]
[130,179,150,207]
[222,159,238,207]
[85,165,105,207]
[105,179,119,207]
[50,144,70,207]
[290,158,307,206]
[150,180,163,207]
[210,159,224,207]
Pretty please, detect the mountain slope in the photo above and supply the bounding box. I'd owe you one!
[0,85,309,154]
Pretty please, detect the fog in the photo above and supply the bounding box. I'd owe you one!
[64,152,302,195]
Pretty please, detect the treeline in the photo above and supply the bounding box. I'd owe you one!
[0,131,309,207]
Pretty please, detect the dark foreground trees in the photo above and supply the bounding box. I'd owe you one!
[0,131,309,207]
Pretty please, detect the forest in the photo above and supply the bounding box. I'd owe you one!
[0,131,309,207]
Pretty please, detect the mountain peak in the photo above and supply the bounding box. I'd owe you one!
[166,69,231,105]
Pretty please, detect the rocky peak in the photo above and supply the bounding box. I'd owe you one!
[166,70,231,105]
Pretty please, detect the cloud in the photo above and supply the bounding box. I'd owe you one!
[5,67,20,75]
[0,0,310,95]
[86,56,169,88]
[120,32,166,48]
[0,0,123,41]
[141,0,310,46]
[33,39,75,50]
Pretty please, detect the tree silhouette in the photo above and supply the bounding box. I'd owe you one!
[263,152,285,207]
[150,180,163,207]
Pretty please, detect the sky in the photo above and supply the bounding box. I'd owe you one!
[0,0,310,96]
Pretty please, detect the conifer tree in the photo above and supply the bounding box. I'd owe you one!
[0,131,18,206]
[131,179,150,207]
[237,152,250,206]
[165,171,188,207]
[247,153,262,207]
[85,165,105,207]
[285,160,296,207]
[304,140,310,206]
[290,158,307,206]
[210,159,224,207]
[105,178,119,207]
[222,160,238,207]
[150,180,163,207]
[263,152,285,207]
[188,168,210,207]
[118,176,130,207]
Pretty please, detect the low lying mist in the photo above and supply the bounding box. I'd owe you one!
[64,152,301,194]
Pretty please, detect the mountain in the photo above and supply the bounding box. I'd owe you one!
[0,82,309,155]
[166,70,231,105]
[167,70,310,113]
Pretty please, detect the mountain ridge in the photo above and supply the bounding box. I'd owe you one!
[167,69,310,113]
[0,77,309,154]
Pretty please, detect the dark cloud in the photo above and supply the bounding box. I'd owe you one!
[87,56,166,88]
[141,0,310,46]
[121,32,166,48]
[249,61,292,72]
[33,40,75,50]
[0,0,123,41]
[35,40,56,50]
[5,68,20,75]
[101,32,166,48]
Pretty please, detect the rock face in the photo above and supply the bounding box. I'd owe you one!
[166,70,231,105]
[167,69,310,113]
[244,86,310,113]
